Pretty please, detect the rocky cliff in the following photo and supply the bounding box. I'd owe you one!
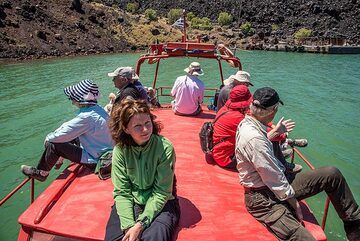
[126,0,360,43]
[1,0,359,59]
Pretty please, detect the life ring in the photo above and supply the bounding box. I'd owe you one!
[148,57,160,64]
[217,44,240,68]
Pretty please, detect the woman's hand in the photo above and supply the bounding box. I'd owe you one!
[122,222,143,241]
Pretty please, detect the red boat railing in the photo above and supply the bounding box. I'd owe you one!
[156,86,218,99]
[0,177,35,207]
[0,164,82,225]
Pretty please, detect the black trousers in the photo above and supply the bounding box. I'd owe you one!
[37,141,82,171]
[105,198,180,241]
[245,166,360,241]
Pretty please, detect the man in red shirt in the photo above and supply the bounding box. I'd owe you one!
[212,85,252,169]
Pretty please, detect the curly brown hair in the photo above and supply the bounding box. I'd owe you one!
[109,99,162,147]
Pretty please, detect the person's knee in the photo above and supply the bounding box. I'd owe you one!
[324,166,343,180]
[44,141,56,151]
[141,220,175,241]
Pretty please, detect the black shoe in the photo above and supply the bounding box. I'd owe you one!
[284,162,303,174]
[21,165,48,182]
[287,138,308,147]
[344,219,360,241]
[282,148,293,159]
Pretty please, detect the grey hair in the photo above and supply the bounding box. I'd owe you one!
[250,103,278,118]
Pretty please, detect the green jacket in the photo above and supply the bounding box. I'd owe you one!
[112,134,176,230]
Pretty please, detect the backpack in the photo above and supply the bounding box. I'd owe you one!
[94,150,113,180]
[199,121,214,153]
[199,110,229,154]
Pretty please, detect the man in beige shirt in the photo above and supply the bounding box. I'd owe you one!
[236,87,359,241]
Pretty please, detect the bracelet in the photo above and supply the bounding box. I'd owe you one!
[138,219,147,229]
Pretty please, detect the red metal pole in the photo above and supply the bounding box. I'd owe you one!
[321,197,331,230]
[0,177,31,207]
[290,147,295,163]
[293,148,315,170]
[182,9,187,42]
[218,59,224,85]
[152,59,160,89]
[31,178,35,203]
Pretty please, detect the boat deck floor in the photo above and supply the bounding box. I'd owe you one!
[18,107,326,241]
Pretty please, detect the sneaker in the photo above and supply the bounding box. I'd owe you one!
[344,220,360,241]
[21,165,48,182]
[282,148,293,159]
[284,162,303,174]
[287,138,308,147]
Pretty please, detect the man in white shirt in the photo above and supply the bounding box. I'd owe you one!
[171,62,205,116]
[236,87,359,241]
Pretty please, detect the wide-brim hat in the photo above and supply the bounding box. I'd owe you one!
[64,79,100,105]
[184,62,204,76]
[224,71,252,86]
[225,85,252,109]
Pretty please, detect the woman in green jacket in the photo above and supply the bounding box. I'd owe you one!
[105,99,180,241]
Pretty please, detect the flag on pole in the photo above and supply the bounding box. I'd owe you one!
[172,17,184,29]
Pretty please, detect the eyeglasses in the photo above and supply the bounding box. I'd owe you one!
[273,103,279,111]
[113,76,127,82]
[239,82,251,87]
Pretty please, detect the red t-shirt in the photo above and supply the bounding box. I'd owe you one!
[212,106,246,167]
[266,122,287,142]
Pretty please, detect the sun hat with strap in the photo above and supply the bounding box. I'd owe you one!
[64,79,100,105]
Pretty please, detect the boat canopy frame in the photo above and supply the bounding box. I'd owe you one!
[135,40,242,90]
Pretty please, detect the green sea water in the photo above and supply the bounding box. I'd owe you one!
[0,51,359,241]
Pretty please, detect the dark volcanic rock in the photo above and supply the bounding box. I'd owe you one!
[118,0,360,45]
[151,28,160,36]
[0,7,7,20]
[70,0,84,14]
[88,14,98,24]
[35,30,47,41]
[1,0,359,60]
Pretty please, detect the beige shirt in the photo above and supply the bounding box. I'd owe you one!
[235,115,294,201]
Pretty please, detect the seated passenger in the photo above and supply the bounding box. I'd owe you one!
[212,85,252,169]
[104,92,116,114]
[107,67,142,105]
[171,62,205,116]
[131,69,152,101]
[217,71,253,111]
[105,99,180,241]
[145,87,161,108]
[21,79,113,182]
[266,120,303,174]
[131,68,161,107]
[236,87,360,241]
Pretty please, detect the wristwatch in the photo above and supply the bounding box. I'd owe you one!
[137,217,148,229]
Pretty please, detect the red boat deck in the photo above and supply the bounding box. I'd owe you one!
[18,107,326,241]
